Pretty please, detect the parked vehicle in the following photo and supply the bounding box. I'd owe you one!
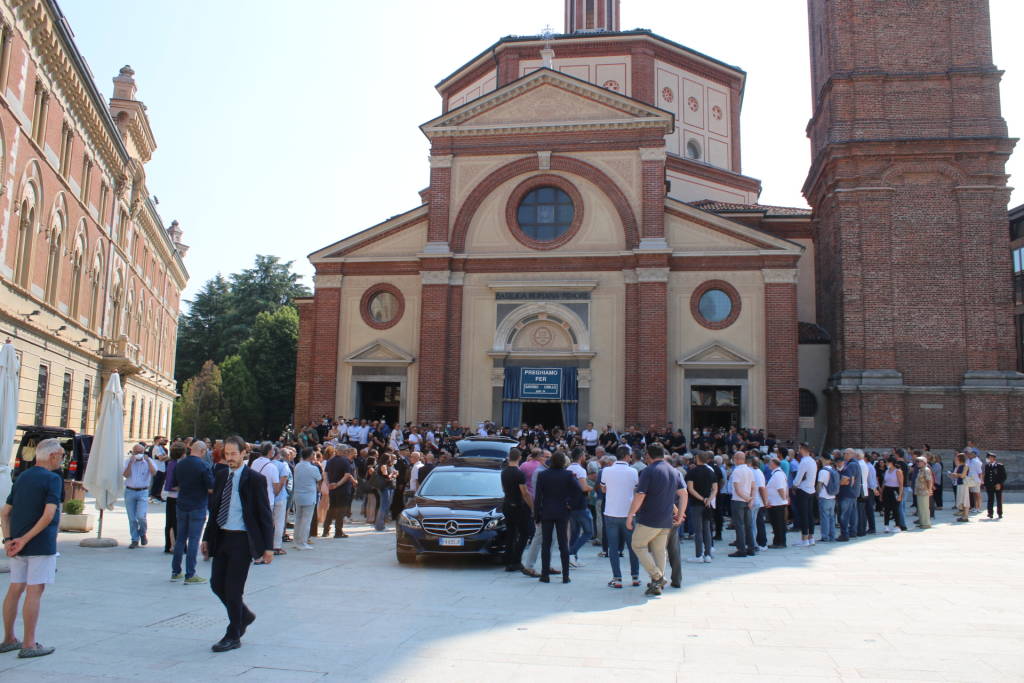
[11,425,92,481]
[453,435,516,466]
[396,463,507,564]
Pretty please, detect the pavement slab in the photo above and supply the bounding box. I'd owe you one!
[0,493,1020,681]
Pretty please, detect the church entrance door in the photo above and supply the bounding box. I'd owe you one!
[521,401,565,431]
[356,381,400,424]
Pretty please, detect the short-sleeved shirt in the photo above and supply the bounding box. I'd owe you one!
[730,464,755,502]
[751,467,766,510]
[325,455,355,498]
[839,461,862,499]
[174,455,214,512]
[817,467,836,500]
[766,468,788,506]
[250,456,280,503]
[566,463,588,510]
[501,465,527,506]
[274,460,291,504]
[292,460,323,507]
[601,462,638,517]
[634,460,683,529]
[6,467,62,556]
[684,464,715,500]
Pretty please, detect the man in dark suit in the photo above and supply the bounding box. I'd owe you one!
[201,435,274,652]
[983,452,1007,519]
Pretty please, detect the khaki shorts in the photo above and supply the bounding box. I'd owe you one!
[9,554,57,585]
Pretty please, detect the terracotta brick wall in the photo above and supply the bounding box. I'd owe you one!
[416,282,450,424]
[765,282,798,440]
[307,287,340,422]
[293,300,314,425]
[636,280,667,427]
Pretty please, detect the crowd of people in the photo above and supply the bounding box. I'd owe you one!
[0,418,1011,656]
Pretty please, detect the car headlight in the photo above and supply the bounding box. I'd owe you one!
[484,515,505,530]
[399,512,421,529]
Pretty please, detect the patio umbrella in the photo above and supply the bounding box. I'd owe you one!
[0,340,19,572]
[80,371,124,547]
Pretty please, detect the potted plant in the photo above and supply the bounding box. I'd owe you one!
[59,498,93,533]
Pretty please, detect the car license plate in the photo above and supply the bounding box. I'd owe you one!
[439,537,464,547]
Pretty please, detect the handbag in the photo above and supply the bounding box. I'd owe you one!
[370,472,389,490]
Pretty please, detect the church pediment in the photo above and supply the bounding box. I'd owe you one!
[677,342,756,368]
[344,340,415,365]
[422,68,674,138]
[665,198,803,254]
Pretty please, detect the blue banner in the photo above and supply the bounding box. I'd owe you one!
[520,368,563,399]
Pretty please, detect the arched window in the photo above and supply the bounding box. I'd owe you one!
[90,251,105,332]
[69,231,86,320]
[128,394,136,438]
[14,191,37,288]
[44,212,64,305]
[799,389,818,417]
[686,139,702,161]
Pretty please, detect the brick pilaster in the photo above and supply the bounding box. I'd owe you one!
[623,275,639,427]
[293,298,315,426]
[640,148,667,239]
[427,152,453,244]
[636,276,668,427]
[445,277,464,422]
[764,271,798,441]
[416,265,454,424]
[630,47,655,105]
[308,277,341,422]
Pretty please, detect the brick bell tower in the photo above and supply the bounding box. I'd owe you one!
[804,0,1023,449]
[565,0,619,33]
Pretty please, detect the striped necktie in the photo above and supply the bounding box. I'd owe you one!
[217,471,234,528]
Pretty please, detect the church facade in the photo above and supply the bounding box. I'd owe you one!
[295,0,1021,450]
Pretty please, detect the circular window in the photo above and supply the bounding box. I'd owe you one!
[505,175,584,250]
[686,140,702,160]
[360,284,405,330]
[699,289,732,322]
[690,280,741,330]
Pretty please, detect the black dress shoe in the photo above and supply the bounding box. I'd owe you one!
[670,582,681,588]
[562,575,571,584]
[539,574,550,583]
[240,611,255,636]
[211,637,240,653]
[727,551,747,558]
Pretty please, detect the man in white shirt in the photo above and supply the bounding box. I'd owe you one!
[750,457,768,551]
[856,450,875,535]
[408,453,423,495]
[600,445,641,586]
[148,436,168,503]
[566,448,593,567]
[792,445,818,546]
[966,451,984,512]
[249,444,281,559]
[816,456,837,542]
[728,452,756,557]
[581,422,600,456]
[765,457,789,547]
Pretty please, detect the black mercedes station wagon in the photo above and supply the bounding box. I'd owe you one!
[395,464,507,564]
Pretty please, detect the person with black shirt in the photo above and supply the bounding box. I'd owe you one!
[390,450,411,521]
[534,452,580,584]
[684,452,718,563]
[668,430,687,456]
[501,448,533,572]
[983,452,1006,519]
[322,448,356,538]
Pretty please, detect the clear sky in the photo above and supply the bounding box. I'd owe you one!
[58,0,1024,303]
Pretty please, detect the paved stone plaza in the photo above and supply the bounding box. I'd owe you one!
[0,495,1021,682]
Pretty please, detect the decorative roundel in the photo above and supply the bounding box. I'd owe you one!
[360,283,405,330]
[532,326,554,347]
[505,174,584,250]
[690,280,741,330]
[687,96,699,112]
[602,79,621,92]
[711,105,723,120]
[661,87,674,103]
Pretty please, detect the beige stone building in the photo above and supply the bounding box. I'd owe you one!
[0,0,188,450]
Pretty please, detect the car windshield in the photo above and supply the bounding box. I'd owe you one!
[417,470,503,498]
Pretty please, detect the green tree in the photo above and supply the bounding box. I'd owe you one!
[171,360,228,439]
[239,306,299,437]
[174,274,232,385]
[220,354,260,438]
[224,255,310,345]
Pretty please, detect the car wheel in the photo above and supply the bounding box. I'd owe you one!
[396,550,416,564]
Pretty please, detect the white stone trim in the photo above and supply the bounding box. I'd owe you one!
[622,269,638,284]
[492,301,591,353]
[639,147,667,162]
[449,271,465,286]
[636,267,670,283]
[420,270,451,285]
[420,241,452,255]
[637,237,670,251]
[761,269,798,284]
[428,154,454,168]
[488,280,597,291]
[314,274,343,288]
[537,151,551,170]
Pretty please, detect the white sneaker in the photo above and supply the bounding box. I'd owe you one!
[302,543,314,550]
[569,557,585,568]
[808,539,815,546]
[757,545,768,551]
[686,557,704,563]
[703,555,712,563]
[891,527,901,533]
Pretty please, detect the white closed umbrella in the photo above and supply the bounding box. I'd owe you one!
[80,371,124,547]
[0,340,20,572]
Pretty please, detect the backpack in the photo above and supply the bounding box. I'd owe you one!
[824,466,840,496]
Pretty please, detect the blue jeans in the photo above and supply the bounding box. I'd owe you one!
[569,508,594,556]
[375,488,394,530]
[896,490,908,529]
[603,515,639,579]
[839,497,858,538]
[124,488,148,542]
[818,497,836,541]
[172,506,207,578]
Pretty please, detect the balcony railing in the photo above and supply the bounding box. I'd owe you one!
[100,335,142,375]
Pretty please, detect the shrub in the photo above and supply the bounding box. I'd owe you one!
[63,499,85,515]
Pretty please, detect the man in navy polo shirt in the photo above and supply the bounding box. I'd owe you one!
[837,448,862,542]
[626,443,687,596]
[1,438,64,658]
